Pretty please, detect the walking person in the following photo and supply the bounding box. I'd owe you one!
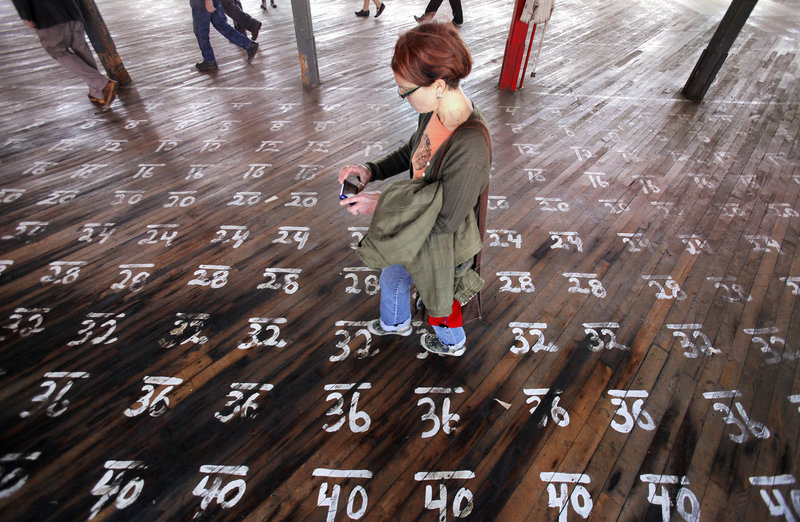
[190,0,259,72]
[414,0,462,26]
[220,0,262,41]
[337,21,491,357]
[12,0,118,106]
[355,0,386,18]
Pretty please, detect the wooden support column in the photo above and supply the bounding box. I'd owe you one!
[290,0,320,88]
[682,0,757,102]
[79,0,131,85]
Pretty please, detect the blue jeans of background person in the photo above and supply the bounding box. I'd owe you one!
[379,265,466,347]
[190,0,251,63]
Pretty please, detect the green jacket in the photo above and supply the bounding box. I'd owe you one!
[357,107,492,317]
[356,178,485,317]
[365,108,491,235]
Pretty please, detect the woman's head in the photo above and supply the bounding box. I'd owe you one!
[391,22,473,90]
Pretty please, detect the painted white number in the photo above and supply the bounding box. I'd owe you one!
[124,376,183,417]
[111,190,144,206]
[188,264,231,289]
[608,390,656,433]
[749,475,800,520]
[313,469,373,522]
[214,383,273,423]
[536,197,570,212]
[238,318,288,349]
[257,268,302,294]
[20,371,89,418]
[550,231,583,252]
[273,226,310,249]
[228,191,262,206]
[780,276,800,295]
[285,191,318,207]
[540,472,593,521]
[111,264,153,293]
[640,474,700,522]
[703,390,770,444]
[618,232,651,253]
[415,471,475,521]
[79,222,115,244]
[744,327,796,364]
[89,460,147,520]
[642,275,686,300]
[41,261,86,284]
[348,227,368,250]
[0,452,41,499]
[583,322,627,351]
[343,267,380,295]
[1,307,50,342]
[667,323,719,358]
[67,312,125,347]
[158,313,210,348]
[488,229,522,249]
[192,465,248,511]
[243,163,272,179]
[487,196,510,210]
[497,271,535,293]
[524,388,570,428]
[138,224,179,246]
[565,273,606,298]
[211,225,250,248]
[415,387,463,438]
[323,383,372,433]
[509,322,557,354]
[331,321,377,362]
[708,276,752,303]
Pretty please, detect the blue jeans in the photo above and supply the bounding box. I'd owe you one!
[190,0,252,63]
[379,265,466,347]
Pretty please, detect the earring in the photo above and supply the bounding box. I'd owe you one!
[437,92,443,101]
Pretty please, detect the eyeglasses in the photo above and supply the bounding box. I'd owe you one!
[398,85,421,99]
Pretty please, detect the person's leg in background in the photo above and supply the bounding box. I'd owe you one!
[190,0,217,69]
[415,0,442,22]
[36,20,115,104]
[448,0,463,25]
[208,0,254,51]
[220,0,262,40]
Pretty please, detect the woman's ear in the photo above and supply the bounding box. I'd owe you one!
[434,78,447,96]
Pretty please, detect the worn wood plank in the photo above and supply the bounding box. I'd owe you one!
[0,0,798,520]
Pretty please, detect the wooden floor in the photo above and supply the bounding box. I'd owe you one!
[1,0,798,520]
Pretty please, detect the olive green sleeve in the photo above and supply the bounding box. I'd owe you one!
[431,127,491,235]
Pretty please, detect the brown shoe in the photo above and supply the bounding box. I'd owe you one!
[102,80,117,106]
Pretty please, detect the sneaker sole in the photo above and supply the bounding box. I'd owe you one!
[421,336,466,357]
[366,320,412,337]
[367,326,414,337]
[422,344,466,357]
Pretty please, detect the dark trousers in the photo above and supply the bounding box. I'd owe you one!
[220,0,261,33]
[423,0,463,24]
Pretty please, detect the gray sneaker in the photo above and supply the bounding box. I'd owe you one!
[421,333,466,357]
[367,319,412,336]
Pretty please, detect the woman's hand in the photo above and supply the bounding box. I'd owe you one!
[340,191,380,216]
[338,164,372,187]
[205,0,215,13]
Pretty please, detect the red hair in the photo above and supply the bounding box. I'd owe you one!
[391,22,473,89]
